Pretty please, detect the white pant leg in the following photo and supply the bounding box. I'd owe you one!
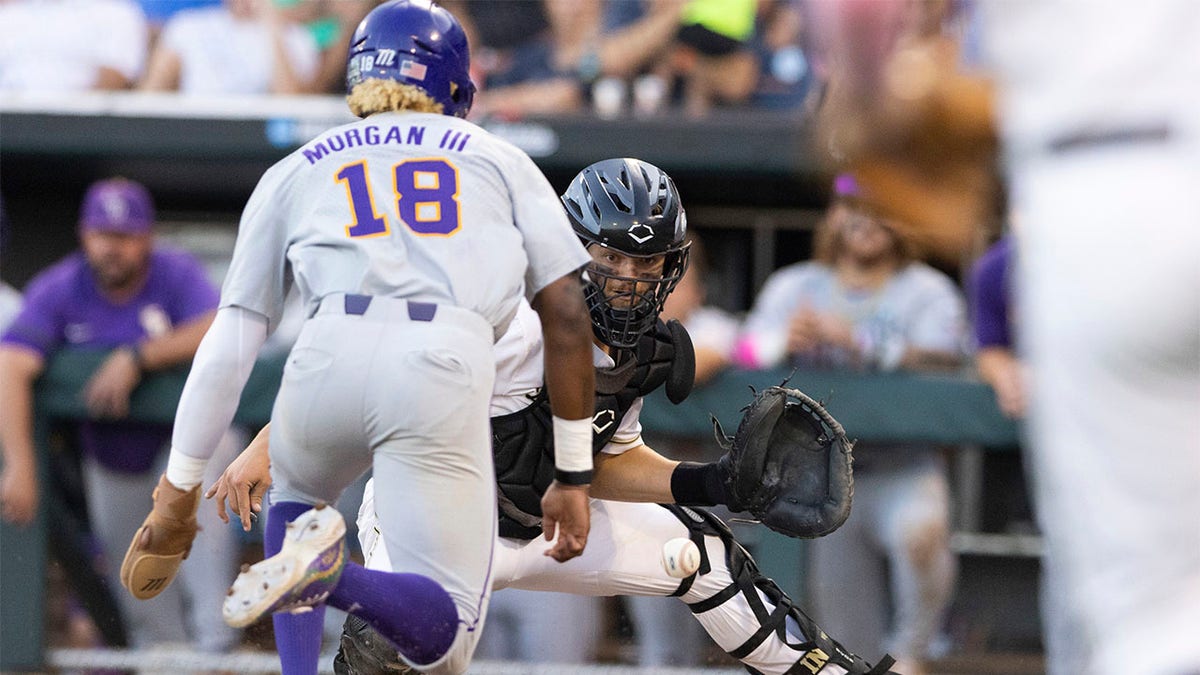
[82,456,189,648]
[361,494,866,674]
[490,500,856,675]
[1017,140,1200,675]
[271,311,497,675]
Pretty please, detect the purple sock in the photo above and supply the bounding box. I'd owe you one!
[265,501,327,675]
[328,563,458,665]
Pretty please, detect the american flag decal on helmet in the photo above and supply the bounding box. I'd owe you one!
[399,60,427,81]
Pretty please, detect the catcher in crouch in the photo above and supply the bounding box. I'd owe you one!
[210,158,894,675]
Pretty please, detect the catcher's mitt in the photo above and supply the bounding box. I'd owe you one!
[334,614,414,674]
[120,473,201,600]
[715,386,854,538]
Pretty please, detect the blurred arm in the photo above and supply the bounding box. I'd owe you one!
[0,345,46,525]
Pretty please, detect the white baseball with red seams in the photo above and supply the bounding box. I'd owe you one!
[661,537,701,578]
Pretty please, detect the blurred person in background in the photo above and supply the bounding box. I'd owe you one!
[659,231,739,386]
[299,0,377,95]
[671,0,759,116]
[816,2,1200,673]
[134,0,220,31]
[0,0,149,92]
[575,0,760,117]
[750,0,818,112]
[139,0,320,94]
[968,232,1023,420]
[735,174,967,675]
[445,0,589,118]
[0,178,241,653]
[0,194,18,328]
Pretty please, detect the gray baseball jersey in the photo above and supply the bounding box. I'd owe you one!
[225,110,588,670]
[220,110,589,336]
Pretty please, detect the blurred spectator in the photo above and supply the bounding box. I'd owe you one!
[0,192,18,352]
[574,0,760,117]
[0,0,149,92]
[660,231,739,384]
[736,174,967,675]
[139,0,320,94]
[299,0,376,95]
[0,178,241,653]
[671,0,759,115]
[968,233,1025,418]
[750,0,817,112]
[447,0,588,118]
[135,0,220,28]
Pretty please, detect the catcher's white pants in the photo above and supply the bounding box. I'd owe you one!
[269,300,498,674]
[1016,135,1200,675]
[361,486,857,675]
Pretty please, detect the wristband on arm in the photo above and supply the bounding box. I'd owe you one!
[670,461,729,506]
[552,415,593,485]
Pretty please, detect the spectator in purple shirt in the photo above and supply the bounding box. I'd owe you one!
[968,234,1026,418]
[0,177,239,652]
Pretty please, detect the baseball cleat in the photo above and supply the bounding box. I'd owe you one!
[222,503,347,628]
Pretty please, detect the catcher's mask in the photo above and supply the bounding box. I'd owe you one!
[345,0,476,118]
[562,158,690,349]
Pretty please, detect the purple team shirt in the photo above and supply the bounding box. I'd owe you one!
[968,236,1014,350]
[2,247,219,473]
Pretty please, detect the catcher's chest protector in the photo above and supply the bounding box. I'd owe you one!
[493,320,693,539]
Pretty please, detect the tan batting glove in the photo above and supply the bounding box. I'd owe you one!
[120,473,202,600]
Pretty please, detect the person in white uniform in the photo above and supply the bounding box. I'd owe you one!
[816,2,1200,673]
[117,2,597,675]
[212,158,900,675]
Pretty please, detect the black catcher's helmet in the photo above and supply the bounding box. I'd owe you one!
[561,158,690,349]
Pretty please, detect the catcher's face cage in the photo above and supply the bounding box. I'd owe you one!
[582,244,690,349]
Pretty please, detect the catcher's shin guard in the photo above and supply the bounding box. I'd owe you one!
[664,505,895,675]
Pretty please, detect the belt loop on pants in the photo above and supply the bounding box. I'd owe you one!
[335,293,438,322]
[406,301,437,322]
[343,294,372,316]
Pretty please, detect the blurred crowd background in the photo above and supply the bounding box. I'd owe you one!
[0,0,836,117]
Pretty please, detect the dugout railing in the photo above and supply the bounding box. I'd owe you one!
[0,348,1024,671]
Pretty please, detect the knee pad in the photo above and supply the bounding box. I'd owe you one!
[664,505,896,675]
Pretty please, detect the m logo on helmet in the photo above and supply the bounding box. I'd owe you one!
[375,49,397,66]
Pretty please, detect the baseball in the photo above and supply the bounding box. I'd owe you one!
[661,537,701,578]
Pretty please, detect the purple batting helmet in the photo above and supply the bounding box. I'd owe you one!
[345,0,475,118]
